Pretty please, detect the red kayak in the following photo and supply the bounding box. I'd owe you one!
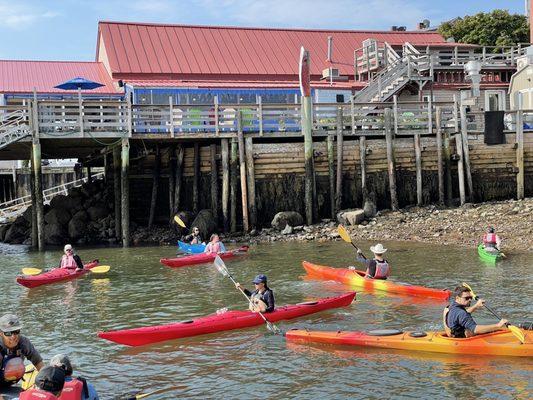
[98,292,356,346]
[16,261,99,289]
[160,246,249,268]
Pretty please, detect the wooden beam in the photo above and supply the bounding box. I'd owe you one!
[230,137,238,233]
[327,135,335,219]
[245,136,257,229]
[459,104,473,201]
[113,146,121,240]
[436,106,445,205]
[384,108,398,210]
[210,143,219,225]
[516,110,525,199]
[121,138,130,247]
[148,144,160,229]
[193,142,200,213]
[335,107,343,213]
[29,151,37,248]
[221,139,230,231]
[455,132,466,205]
[302,96,314,225]
[237,112,249,232]
[414,131,423,206]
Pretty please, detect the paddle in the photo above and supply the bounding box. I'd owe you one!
[173,215,186,228]
[21,265,110,276]
[462,282,525,344]
[213,256,282,335]
[338,224,363,255]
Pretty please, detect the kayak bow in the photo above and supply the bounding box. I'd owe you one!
[302,261,451,300]
[161,246,248,268]
[98,292,356,346]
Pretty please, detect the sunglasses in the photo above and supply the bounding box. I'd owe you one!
[3,330,20,337]
[461,296,473,300]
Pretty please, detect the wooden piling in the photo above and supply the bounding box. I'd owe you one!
[245,137,257,229]
[335,107,344,213]
[384,108,398,210]
[221,139,230,231]
[32,141,44,251]
[193,143,200,213]
[237,112,249,232]
[148,145,160,229]
[86,166,92,183]
[302,95,315,225]
[435,107,445,205]
[327,135,335,219]
[121,138,130,247]
[29,152,37,248]
[459,105,473,200]
[455,132,466,205]
[210,143,219,225]
[174,144,184,215]
[516,110,525,199]
[414,131,423,206]
[113,146,121,240]
[443,131,453,206]
[168,146,176,219]
[230,137,238,233]
[359,136,368,205]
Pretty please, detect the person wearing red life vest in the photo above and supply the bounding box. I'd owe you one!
[19,366,65,400]
[355,243,391,280]
[49,354,99,400]
[204,234,226,255]
[59,245,83,272]
[482,227,501,252]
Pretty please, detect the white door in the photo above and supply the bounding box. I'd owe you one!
[484,90,506,111]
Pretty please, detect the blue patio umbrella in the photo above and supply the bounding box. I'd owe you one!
[54,77,105,101]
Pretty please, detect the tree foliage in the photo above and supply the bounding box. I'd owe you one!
[438,10,529,47]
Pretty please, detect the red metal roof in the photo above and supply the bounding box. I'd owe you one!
[98,21,450,79]
[0,60,119,94]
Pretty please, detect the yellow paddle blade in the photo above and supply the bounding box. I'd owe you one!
[508,325,526,344]
[21,268,42,276]
[337,225,352,244]
[173,215,186,228]
[500,252,507,258]
[462,282,476,299]
[90,265,110,274]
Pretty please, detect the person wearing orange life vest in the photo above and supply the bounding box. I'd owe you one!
[482,227,501,252]
[19,366,65,400]
[204,234,226,255]
[49,354,99,400]
[355,243,391,280]
[59,245,83,272]
[0,314,44,389]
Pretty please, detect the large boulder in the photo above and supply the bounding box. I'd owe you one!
[68,216,88,241]
[22,206,33,223]
[44,208,71,226]
[71,210,88,221]
[87,206,109,221]
[0,224,10,241]
[44,223,67,245]
[271,211,303,231]
[190,209,217,238]
[4,218,28,244]
[50,195,78,211]
[337,209,365,226]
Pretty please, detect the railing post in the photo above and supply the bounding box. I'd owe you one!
[258,95,263,136]
[454,46,458,65]
[169,96,175,138]
[427,94,433,134]
[393,95,398,136]
[377,76,382,101]
[127,95,132,137]
[214,95,220,136]
[78,90,84,137]
[510,46,515,66]
[482,46,486,62]
[350,97,355,135]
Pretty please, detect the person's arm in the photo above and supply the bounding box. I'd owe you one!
[219,242,226,253]
[74,255,84,270]
[356,249,367,264]
[474,319,508,335]
[263,290,275,312]
[466,299,484,314]
[21,337,43,370]
[235,283,252,297]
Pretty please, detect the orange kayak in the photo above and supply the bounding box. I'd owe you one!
[286,328,533,357]
[302,261,451,300]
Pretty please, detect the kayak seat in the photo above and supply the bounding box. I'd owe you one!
[297,301,319,306]
[179,320,194,324]
[409,331,428,338]
[367,329,403,336]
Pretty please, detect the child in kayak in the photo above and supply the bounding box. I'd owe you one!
[50,354,99,400]
[235,274,275,313]
[204,234,226,254]
[482,227,501,253]
[19,366,65,400]
[59,244,83,271]
[184,227,203,244]
[355,243,390,280]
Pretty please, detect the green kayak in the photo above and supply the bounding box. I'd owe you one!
[477,244,503,263]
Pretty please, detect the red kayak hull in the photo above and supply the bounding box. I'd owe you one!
[160,246,249,268]
[98,292,356,346]
[16,261,99,288]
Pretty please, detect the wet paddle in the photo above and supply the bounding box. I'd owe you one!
[462,282,525,344]
[173,215,187,228]
[21,265,110,276]
[338,225,363,255]
[213,256,282,335]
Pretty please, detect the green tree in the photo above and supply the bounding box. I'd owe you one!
[438,10,529,48]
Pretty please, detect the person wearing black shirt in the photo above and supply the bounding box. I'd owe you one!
[235,274,275,313]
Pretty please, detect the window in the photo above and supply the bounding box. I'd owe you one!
[484,90,506,111]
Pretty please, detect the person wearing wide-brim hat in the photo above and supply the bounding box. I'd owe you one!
[356,243,391,280]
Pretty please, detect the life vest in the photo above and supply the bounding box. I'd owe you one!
[249,292,268,313]
[58,378,86,400]
[483,233,497,245]
[0,348,25,384]
[373,260,390,279]
[60,255,77,269]
[19,389,59,400]
[205,242,221,254]
[442,306,452,337]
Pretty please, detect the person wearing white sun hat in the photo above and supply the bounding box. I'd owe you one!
[356,243,391,280]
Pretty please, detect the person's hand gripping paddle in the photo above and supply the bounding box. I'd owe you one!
[213,256,281,335]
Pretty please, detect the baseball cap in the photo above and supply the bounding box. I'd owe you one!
[252,274,267,284]
[35,366,65,393]
[0,314,22,333]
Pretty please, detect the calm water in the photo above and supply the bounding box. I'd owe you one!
[0,240,532,399]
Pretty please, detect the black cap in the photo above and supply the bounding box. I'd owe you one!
[35,366,65,393]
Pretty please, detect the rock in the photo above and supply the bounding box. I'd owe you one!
[190,209,217,238]
[4,223,27,244]
[0,224,10,241]
[68,216,88,241]
[87,206,109,221]
[337,209,365,226]
[44,223,67,245]
[363,200,377,218]
[67,186,82,198]
[293,226,304,232]
[44,208,71,226]
[271,211,303,231]
[22,206,33,223]
[72,210,88,221]
[281,224,293,235]
[50,195,79,211]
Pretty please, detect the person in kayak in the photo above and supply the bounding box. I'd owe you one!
[50,354,99,400]
[235,274,275,313]
[482,227,501,253]
[443,286,508,338]
[0,314,44,388]
[19,366,65,400]
[355,243,390,280]
[59,245,83,272]
[184,227,203,245]
[204,234,226,255]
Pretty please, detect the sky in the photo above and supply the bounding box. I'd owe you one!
[0,0,526,61]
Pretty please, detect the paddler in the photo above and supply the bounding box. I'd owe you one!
[355,243,390,280]
[184,227,203,245]
[482,227,501,253]
[443,286,508,338]
[0,314,44,389]
[18,366,65,400]
[59,245,83,272]
[235,274,275,313]
[50,354,99,400]
[204,234,226,255]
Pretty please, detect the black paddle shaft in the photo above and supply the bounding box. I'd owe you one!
[473,295,508,325]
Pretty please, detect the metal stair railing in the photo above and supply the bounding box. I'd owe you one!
[0,109,31,150]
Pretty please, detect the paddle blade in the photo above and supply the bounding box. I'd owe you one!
[90,265,110,274]
[213,256,229,277]
[508,325,526,344]
[21,268,42,276]
[337,225,352,243]
[266,320,282,335]
[462,282,477,299]
[173,215,186,228]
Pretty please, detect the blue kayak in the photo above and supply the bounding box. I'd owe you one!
[178,241,206,254]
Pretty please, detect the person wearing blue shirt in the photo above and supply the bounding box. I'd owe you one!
[49,354,99,400]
